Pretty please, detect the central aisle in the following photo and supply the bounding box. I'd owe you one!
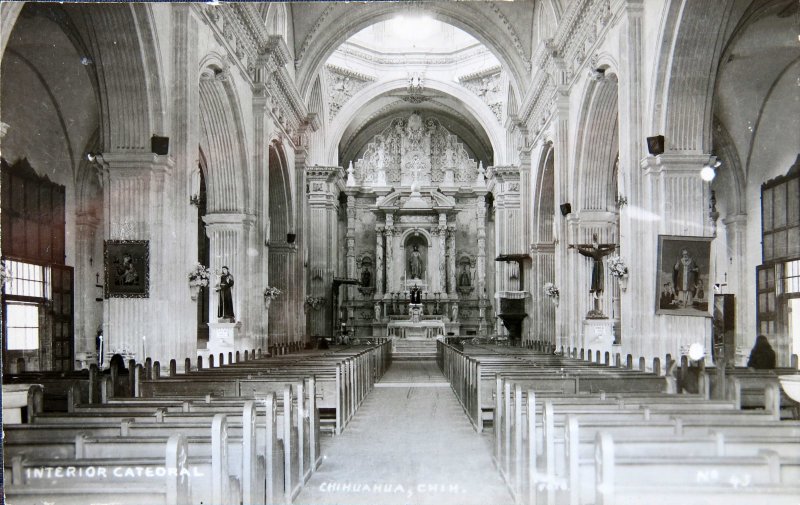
[295,361,512,505]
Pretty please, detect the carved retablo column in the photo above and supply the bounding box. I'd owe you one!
[438,213,447,293]
[375,225,384,296]
[385,214,395,293]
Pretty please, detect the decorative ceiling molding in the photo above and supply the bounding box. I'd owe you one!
[325,65,375,120]
[336,42,493,66]
[457,65,503,83]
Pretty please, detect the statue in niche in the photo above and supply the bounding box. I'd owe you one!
[459,263,472,287]
[360,265,372,287]
[216,266,235,321]
[409,245,424,279]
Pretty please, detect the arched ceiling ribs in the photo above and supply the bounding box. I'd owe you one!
[199,77,249,214]
[574,78,619,212]
[268,142,294,242]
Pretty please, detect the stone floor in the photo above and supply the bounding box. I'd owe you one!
[295,361,512,505]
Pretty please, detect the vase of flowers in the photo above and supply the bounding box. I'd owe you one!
[188,263,211,300]
[543,282,560,306]
[606,254,629,291]
[264,286,282,309]
[305,296,324,311]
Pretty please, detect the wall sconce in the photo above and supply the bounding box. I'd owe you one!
[86,152,105,164]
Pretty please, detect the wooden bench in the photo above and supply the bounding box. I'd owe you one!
[4,433,191,505]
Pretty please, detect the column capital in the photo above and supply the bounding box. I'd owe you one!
[99,152,175,176]
[722,213,748,227]
[203,212,256,229]
[641,153,716,176]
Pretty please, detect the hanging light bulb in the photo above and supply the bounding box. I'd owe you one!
[700,160,720,182]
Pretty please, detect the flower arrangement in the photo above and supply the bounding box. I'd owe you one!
[305,296,325,310]
[264,286,282,299]
[188,263,211,287]
[606,254,628,278]
[543,282,559,298]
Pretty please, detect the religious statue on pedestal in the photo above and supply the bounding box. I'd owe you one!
[216,266,235,322]
[409,245,424,279]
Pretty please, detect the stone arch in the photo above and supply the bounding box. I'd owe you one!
[711,117,746,217]
[198,60,250,214]
[296,3,529,108]
[267,140,295,345]
[574,76,619,212]
[649,1,732,152]
[533,142,555,244]
[267,140,294,244]
[326,79,504,166]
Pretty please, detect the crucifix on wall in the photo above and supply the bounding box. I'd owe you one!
[568,234,616,318]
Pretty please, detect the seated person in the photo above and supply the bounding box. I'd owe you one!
[747,335,776,370]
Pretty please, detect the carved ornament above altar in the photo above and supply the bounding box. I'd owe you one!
[353,112,479,189]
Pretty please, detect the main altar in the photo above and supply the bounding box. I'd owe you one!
[331,112,495,339]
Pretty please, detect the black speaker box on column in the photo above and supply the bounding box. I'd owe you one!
[151,135,170,155]
[560,203,571,216]
[646,135,664,155]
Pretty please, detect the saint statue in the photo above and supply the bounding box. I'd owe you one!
[458,263,472,287]
[673,248,699,307]
[569,235,615,295]
[216,266,235,321]
[360,265,371,287]
[409,245,424,279]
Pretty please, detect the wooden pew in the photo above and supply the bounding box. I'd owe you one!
[4,433,192,505]
[594,431,800,505]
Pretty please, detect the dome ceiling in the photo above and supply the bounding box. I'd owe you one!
[325,15,502,168]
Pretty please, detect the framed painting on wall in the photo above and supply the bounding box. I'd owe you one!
[104,240,149,298]
[656,235,712,317]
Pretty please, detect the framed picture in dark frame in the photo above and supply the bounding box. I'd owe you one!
[104,240,149,298]
[656,235,712,317]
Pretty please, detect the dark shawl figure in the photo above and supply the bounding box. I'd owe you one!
[747,335,776,370]
[217,266,235,321]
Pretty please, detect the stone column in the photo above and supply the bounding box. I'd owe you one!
[616,0,648,358]
[722,214,748,354]
[447,224,457,296]
[438,213,447,293]
[345,194,357,292]
[75,211,102,357]
[203,213,255,335]
[375,225,384,296]
[492,166,523,291]
[476,195,487,297]
[306,166,342,337]
[101,153,176,365]
[551,91,571,351]
[641,153,716,358]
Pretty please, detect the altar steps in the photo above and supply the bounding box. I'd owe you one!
[393,338,438,361]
